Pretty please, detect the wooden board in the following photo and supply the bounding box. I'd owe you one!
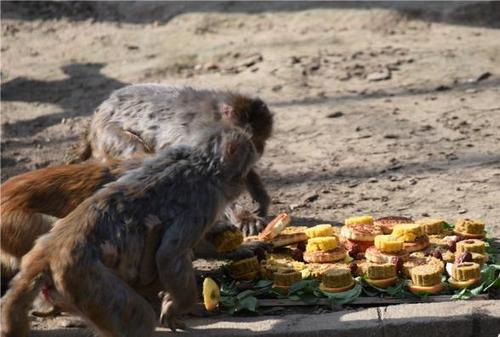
[258,294,490,307]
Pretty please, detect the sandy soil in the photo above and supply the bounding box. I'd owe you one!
[1,1,500,333]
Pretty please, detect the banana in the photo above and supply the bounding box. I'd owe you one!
[306,236,338,252]
[203,278,220,311]
[374,235,404,253]
[305,224,334,238]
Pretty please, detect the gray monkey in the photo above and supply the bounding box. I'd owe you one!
[71,84,273,236]
[2,124,257,337]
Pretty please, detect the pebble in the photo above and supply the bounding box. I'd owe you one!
[367,69,391,81]
[327,111,344,118]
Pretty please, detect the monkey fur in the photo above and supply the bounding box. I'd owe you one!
[1,125,257,337]
[71,84,273,236]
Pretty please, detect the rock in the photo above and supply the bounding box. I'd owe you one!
[303,193,319,203]
[476,71,492,81]
[239,54,263,68]
[384,134,399,139]
[272,84,283,92]
[465,88,477,94]
[327,111,344,118]
[458,209,467,214]
[435,85,451,91]
[368,177,378,183]
[367,69,391,81]
[204,62,219,71]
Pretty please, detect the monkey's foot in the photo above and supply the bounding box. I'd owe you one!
[31,305,62,318]
[159,296,188,332]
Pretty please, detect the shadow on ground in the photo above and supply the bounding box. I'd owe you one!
[1,63,127,137]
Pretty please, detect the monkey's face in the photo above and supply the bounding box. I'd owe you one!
[222,96,274,157]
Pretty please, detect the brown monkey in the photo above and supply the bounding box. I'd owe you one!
[0,156,267,281]
[71,84,273,236]
[1,125,257,337]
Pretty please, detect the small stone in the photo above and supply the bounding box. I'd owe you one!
[435,85,451,91]
[204,62,219,71]
[367,69,391,81]
[239,54,263,68]
[408,178,417,185]
[272,84,283,92]
[383,134,399,139]
[327,111,344,118]
[368,177,378,183]
[465,88,477,94]
[476,71,492,81]
[303,193,319,203]
[458,209,467,214]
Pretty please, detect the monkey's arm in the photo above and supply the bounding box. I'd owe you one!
[223,169,270,237]
[246,169,270,217]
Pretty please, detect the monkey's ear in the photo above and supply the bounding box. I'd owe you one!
[221,103,236,121]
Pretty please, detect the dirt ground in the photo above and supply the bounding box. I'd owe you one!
[1,1,500,333]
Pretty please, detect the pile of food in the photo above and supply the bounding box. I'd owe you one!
[203,214,499,313]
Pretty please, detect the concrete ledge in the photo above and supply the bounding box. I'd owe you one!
[31,300,500,337]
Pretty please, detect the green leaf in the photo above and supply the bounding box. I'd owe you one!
[443,222,455,230]
[320,282,362,305]
[255,280,273,288]
[236,289,255,300]
[238,295,258,312]
[288,295,301,301]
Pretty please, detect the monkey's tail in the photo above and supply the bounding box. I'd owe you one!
[65,122,93,164]
[1,246,49,337]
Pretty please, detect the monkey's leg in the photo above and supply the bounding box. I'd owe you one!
[156,249,197,332]
[0,211,58,281]
[56,263,156,337]
[0,253,47,337]
[91,124,153,161]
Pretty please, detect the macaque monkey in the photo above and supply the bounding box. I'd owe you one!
[1,157,267,281]
[71,84,274,236]
[1,125,257,337]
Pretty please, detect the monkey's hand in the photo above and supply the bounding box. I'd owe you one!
[226,205,266,237]
[223,240,272,261]
[159,292,188,332]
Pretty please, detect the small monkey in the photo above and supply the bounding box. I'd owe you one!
[72,84,273,236]
[1,125,257,337]
[0,157,267,281]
